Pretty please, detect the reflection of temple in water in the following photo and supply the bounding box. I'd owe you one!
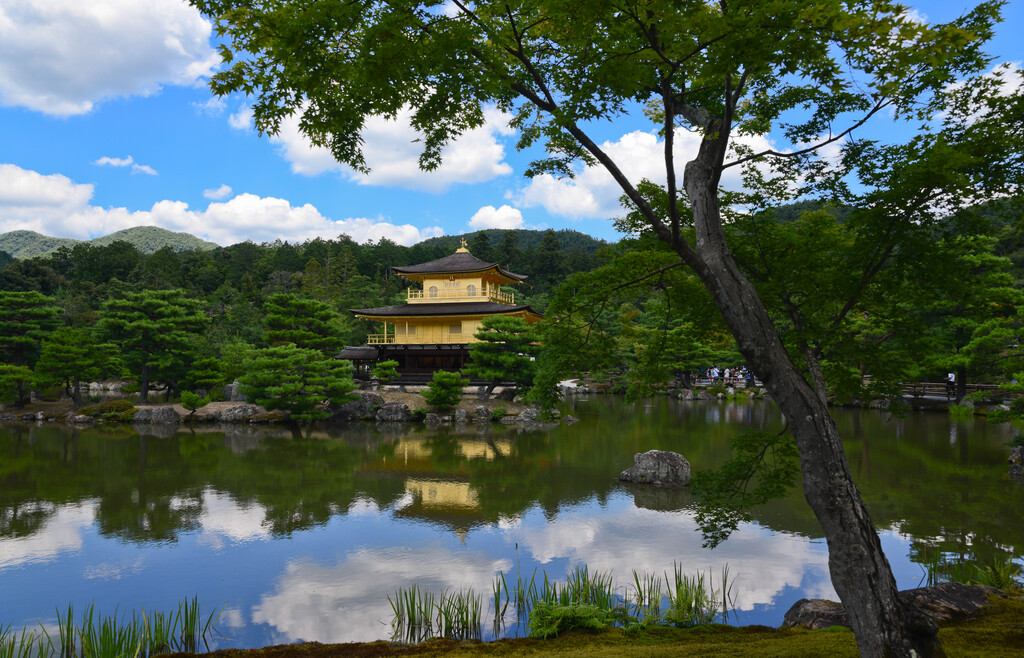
[365,436,514,538]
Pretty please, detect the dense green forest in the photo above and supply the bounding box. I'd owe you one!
[0,227,608,409]
[2,206,1024,413]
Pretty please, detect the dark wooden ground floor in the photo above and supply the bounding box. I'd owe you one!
[338,344,476,383]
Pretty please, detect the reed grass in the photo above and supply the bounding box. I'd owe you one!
[0,599,222,658]
[459,560,736,640]
[389,586,482,643]
[0,623,40,658]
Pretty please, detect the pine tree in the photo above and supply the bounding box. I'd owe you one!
[34,327,121,408]
[463,316,536,397]
[97,289,208,403]
[0,290,62,405]
[240,343,358,421]
[264,293,345,355]
[421,370,467,413]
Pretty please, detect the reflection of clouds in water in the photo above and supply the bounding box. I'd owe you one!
[511,501,835,611]
[348,497,383,516]
[0,501,94,569]
[83,556,146,581]
[196,488,271,548]
[251,545,512,644]
[221,608,246,629]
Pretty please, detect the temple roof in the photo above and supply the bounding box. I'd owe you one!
[351,301,542,319]
[336,346,379,360]
[392,251,527,283]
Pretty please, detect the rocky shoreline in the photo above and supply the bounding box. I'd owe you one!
[0,387,580,430]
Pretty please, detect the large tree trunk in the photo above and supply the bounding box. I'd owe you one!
[138,362,149,405]
[681,156,939,657]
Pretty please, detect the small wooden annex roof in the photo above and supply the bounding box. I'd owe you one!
[391,250,528,284]
[351,301,542,320]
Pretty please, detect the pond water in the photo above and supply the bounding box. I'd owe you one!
[1,397,1022,649]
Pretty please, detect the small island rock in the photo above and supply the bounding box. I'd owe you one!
[619,450,691,486]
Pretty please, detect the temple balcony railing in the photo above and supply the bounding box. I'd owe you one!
[406,289,515,304]
[366,333,468,345]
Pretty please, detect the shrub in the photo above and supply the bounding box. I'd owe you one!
[372,360,400,386]
[180,391,211,417]
[421,371,467,412]
[527,602,614,639]
[491,407,508,421]
[78,399,136,421]
[949,404,975,417]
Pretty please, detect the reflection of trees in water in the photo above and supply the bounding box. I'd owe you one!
[1,402,1022,563]
[0,500,56,538]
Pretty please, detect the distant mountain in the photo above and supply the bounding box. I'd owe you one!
[0,231,79,259]
[0,226,219,259]
[417,228,608,254]
[89,226,218,253]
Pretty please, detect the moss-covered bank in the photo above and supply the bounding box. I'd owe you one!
[169,595,1023,658]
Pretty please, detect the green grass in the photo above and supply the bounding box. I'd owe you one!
[0,600,222,658]
[399,561,737,643]
[948,404,975,417]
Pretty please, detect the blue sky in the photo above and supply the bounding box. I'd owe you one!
[0,0,1020,248]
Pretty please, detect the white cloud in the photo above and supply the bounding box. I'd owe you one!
[93,156,134,168]
[228,104,253,131]
[468,204,523,230]
[266,105,515,193]
[510,128,778,220]
[0,0,219,116]
[0,164,94,214]
[193,96,226,115]
[93,155,158,176]
[203,184,233,200]
[941,61,1023,125]
[0,164,442,246]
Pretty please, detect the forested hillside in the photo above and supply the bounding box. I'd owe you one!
[0,231,79,259]
[89,226,218,253]
[0,226,218,259]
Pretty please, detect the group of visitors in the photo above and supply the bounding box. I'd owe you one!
[703,365,752,386]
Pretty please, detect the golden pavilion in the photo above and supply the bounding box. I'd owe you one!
[346,240,542,376]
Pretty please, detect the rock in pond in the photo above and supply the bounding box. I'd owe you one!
[619,450,691,486]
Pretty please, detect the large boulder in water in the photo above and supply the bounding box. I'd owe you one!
[619,450,691,486]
